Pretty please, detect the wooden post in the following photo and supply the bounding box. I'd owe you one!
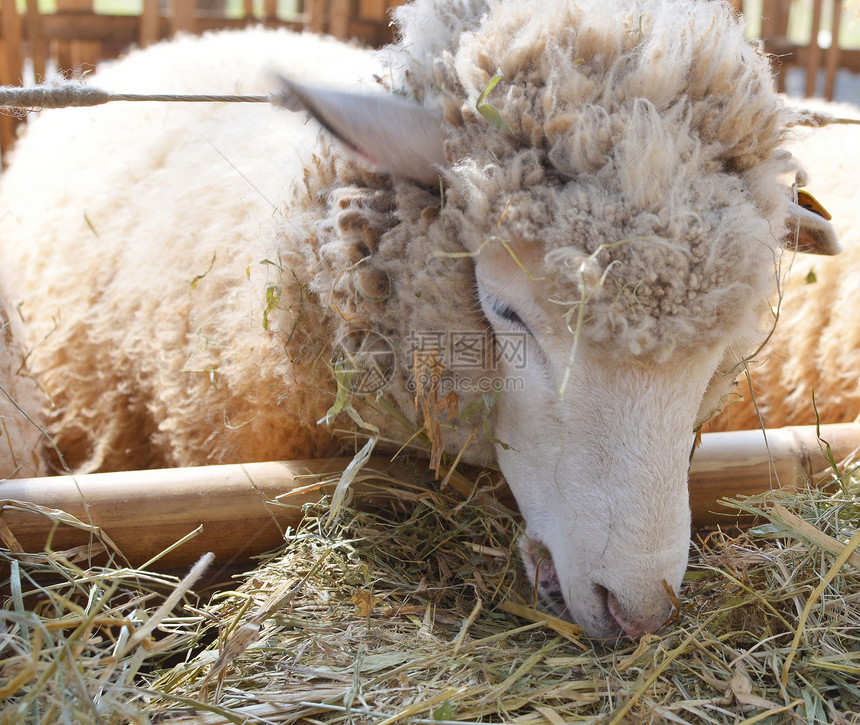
[308,0,327,33]
[139,0,161,48]
[805,0,824,97]
[1,424,858,570]
[0,0,23,85]
[328,0,350,38]
[0,0,23,161]
[170,0,197,35]
[360,0,386,18]
[55,0,102,76]
[823,0,842,100]
[24,0,46,82]
[759,0,793,93]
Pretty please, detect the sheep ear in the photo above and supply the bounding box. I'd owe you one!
[274,76,446,185]
[784,197,840,255]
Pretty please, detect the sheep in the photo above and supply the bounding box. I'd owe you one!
[708,100,860,433]
[0,0,839,639]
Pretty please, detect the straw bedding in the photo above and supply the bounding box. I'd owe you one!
[2,459,858,724]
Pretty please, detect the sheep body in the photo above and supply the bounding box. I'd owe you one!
[0,29,393,471]
[0,0,835,638]
[710,101,860,431]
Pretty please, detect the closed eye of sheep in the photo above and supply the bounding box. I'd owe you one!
[0,0,841,639]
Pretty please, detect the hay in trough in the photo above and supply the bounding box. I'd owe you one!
[1,456,859,724]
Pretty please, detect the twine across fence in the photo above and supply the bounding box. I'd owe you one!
[0,83,271,110]
[2,80,860,128]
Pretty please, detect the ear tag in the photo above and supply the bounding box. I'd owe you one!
[796,189,832,221]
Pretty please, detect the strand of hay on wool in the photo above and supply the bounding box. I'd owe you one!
[2,455,859,723]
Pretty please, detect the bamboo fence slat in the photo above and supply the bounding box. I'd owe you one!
[139,0,161,48]
[0,0,23,155]
[170,0,198,36]
[0,455,430,569]
[1,423,857,571]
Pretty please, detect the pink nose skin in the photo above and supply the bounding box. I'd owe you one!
[605,590,671,639]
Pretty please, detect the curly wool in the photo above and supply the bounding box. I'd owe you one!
[391,0,796,363]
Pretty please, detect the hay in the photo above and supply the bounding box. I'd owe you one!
[2,458,859,724]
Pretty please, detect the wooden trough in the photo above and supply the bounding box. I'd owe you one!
[1,422,857,571]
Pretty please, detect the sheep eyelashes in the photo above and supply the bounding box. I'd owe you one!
[478,286,532,335]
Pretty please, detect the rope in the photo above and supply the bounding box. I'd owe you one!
[793,110,860,127]
[0,82,270,109]
[1,80,859,127]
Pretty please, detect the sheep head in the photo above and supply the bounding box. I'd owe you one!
[278,0,839,639]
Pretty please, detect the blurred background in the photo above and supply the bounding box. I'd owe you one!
[0,0,858,160]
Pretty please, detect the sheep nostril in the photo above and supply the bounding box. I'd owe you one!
[604,589,667,639]
[605,590,633,635]
[591,585,622,638]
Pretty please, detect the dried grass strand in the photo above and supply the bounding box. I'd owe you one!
[780,527,860,686]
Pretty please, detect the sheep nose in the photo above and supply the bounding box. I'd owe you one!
[604,589,672,639]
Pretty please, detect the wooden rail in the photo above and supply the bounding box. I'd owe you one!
[1,423,857,571]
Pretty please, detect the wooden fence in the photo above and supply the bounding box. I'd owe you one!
[761,0,860,98]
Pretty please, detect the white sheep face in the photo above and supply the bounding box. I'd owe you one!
[474,248,724,638]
